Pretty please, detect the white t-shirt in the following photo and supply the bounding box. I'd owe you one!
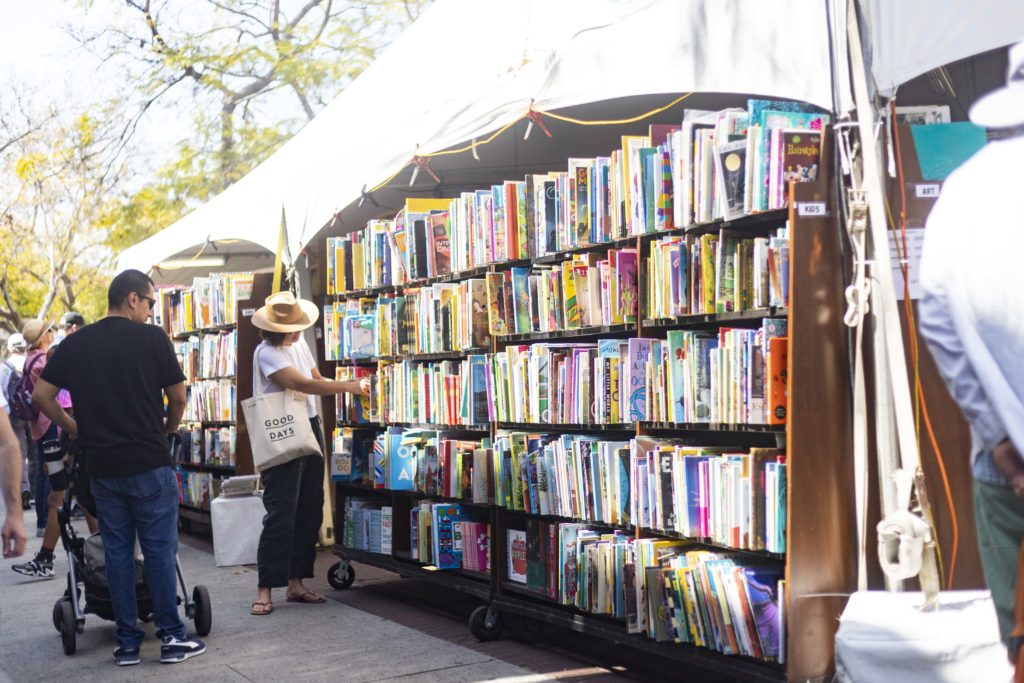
[252,336,319,418]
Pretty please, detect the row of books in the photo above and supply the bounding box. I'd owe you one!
[184,379,236,423]
[174,330,238,382]
[334,366,378,423]
[323,279,490,361]
[646,227,789,319]
[341,322,787,429]
[179,423,237,468]
[155,273,254,337]
[376,358,488,426]
[485,248,639,336]
[675,102,829,223]
[175,469,223,509]
[493,433,786,553]
[325,99,827,297]
[331,427,490,503]
[507,523,783,661]
[408,503,490,571]
[648,322,788,425]
[342,499,393,555]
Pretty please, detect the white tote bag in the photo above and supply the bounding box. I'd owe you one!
[241,390,322,472]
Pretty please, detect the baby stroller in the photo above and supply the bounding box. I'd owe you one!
[51,434,212,655]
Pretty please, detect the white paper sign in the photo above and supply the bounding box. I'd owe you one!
[242,308,256,318]
[889,228,926,300]
[797,201,827,217]
[915,184,941,199]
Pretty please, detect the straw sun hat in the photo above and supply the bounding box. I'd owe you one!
[251,291,319,333]
[21,319,54,347]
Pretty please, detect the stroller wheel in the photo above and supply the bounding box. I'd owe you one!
[53,598,65,633]
[60,600,76,655]
[192,585,212,636]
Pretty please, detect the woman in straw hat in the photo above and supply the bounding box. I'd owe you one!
[249,291,368,616]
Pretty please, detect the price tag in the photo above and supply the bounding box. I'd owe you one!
[242,308,256,318]
[915,184,940,199]
[796,202,828,217]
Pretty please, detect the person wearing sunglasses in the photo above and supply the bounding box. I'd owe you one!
[33,269,206,666]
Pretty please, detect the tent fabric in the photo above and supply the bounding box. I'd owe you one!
[116,0,839,277]
[863,0,1024,98]
[117,0,1024,278]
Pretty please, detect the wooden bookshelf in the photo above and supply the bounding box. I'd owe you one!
[173,271,273,526]
[319,145,856,681]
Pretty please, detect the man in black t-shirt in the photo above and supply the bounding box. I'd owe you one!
[33,270,206,667]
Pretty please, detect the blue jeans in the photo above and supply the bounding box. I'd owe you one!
[34,424,57,531]
[91,466,186,648]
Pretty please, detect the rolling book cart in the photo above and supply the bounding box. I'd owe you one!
[162,272,275,529]
[320,133,855,682]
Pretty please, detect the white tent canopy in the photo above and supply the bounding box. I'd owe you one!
[116,0,1024,280]
[117,0,843,280]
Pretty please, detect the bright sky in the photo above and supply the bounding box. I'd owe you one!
[0,0,196,169]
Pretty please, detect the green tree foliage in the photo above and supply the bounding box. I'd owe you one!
[1,102,123,332]
[81,0,429,251]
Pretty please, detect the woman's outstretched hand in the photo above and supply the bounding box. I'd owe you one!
[358,378,372,397]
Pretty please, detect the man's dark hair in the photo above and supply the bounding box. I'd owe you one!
[108,269,155,308]
[61,311,85,328]
[260,329,289,347]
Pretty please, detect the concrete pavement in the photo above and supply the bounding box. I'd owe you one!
[0,513,541,682]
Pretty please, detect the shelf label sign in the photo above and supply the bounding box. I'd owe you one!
[796,201,828,217]
[915,184,941,199]
[242,308,256,318]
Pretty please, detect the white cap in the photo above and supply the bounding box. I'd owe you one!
[6,333,25,352]
[969,40,1024,129]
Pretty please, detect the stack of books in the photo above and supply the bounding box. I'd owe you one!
[175,331,238,383]
[484,248,639,336]
[646,321,788,425]
[646,227,789,320]
[184,379,236,423]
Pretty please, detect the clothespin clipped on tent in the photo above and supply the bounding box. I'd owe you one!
[471,138,480,161]
[205,236,219,252]
[410,155,440,186]
[358,184,379,208]
[524,101,552,141]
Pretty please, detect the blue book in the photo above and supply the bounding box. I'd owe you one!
[683,456,711,536]
[431,503,464,569]
[387,427,420,491]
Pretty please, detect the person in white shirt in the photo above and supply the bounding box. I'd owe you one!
[1,334,31,513]
[248,291,368,616]
[918,39,1024,654]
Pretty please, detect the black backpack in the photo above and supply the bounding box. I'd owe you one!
[8,354,42,422]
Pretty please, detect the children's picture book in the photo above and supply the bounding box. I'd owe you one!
[507,528,528,583]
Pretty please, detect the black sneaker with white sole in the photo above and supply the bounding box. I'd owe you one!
[11,555,55,578]
[160,636,206,663]
[113,646,140,667]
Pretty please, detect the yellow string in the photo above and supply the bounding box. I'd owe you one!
[367,92,694,194]
[542,92,692,125]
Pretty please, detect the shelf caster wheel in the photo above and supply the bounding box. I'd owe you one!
[328,561,355,590]
[192,585,212,636]
[469,604,503,642]
[60,599,76,655]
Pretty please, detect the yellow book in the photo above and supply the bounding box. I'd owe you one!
[561,261,580,329]
[405,198,452,213]
[351,242,366,290]
[700,234,717,314]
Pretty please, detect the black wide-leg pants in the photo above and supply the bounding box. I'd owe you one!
[257,417,325,588]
